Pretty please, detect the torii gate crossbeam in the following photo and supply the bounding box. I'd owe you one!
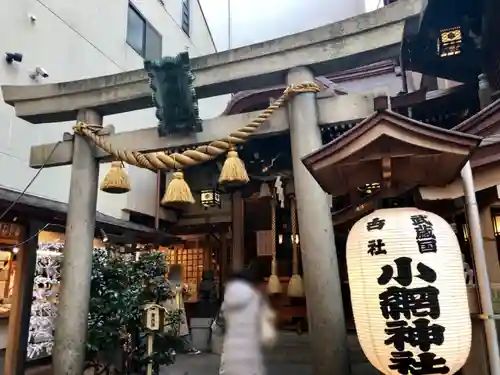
[2,0,419,123]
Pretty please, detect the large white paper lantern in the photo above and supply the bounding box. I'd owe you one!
[347,207,471,375]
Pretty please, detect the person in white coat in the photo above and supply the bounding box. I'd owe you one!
[219,267,276,375]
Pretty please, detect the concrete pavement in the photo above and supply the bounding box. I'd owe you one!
[163,353,312,375]
[163,332,381,375]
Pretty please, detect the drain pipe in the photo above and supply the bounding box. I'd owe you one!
[461,162,500,375]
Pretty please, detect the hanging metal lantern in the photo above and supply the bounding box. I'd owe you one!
[437,26,462,58]
[200,188,221,209]
[347,207,471,375]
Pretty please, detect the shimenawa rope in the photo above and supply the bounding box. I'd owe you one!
[72,82,320,172]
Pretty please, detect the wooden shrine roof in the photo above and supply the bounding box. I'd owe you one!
[302,110,481,197]
[453,98,500,137]
[452,97,500,170]
[416,98,500,201]
[0,186,179,244]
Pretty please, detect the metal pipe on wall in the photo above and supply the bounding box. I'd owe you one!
[461,161,500,375]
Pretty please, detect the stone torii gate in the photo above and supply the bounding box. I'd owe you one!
[1,2,420,375]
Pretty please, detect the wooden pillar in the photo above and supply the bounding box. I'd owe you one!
[479,206,500,283]
[203,235,212,271]
[231,191,244,271]
[220,230,228,282]
[219,230,228,299]
[173,248,178,264]
[4,221,42,375]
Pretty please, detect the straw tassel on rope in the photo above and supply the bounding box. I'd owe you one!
[100,161,131,194]
[287,195,304,297]
[267,196,282,294]
[218,147,249,187]
[161,157,195,206]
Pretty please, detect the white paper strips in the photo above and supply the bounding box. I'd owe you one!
[26,242,63,360]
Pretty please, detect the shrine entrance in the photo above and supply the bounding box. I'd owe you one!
[301,107,500,375]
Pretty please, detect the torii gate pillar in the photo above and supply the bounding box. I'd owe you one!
[53,109,101,375]
[287,67,350,375]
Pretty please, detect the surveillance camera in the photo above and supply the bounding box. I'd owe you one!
[35,66,49,78]
[29,66,49,80]
[29,14,37,22]
[5,52,23,64]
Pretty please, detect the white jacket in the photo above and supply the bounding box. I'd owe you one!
[220,280,268,375]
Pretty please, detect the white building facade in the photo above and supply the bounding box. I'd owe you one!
[0,0,228,219]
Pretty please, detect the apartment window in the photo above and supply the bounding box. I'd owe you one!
[126,3,162,60]
[182,0,190,36]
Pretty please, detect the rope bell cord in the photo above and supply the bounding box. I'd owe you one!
[267,193,282,294]
[287,195,304,297]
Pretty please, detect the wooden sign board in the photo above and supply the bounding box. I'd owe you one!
[0,223,21,244]
[142,303,165,332]
[256,230,273,257]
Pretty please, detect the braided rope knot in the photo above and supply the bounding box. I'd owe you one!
[284,82,320,97]
[72,122,85,134]
[74,81,320,172]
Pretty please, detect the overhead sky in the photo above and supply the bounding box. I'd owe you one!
[199,0,382,51]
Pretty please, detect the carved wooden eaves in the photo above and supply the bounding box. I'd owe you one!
[453,98,500,137]
[302,110,481,197]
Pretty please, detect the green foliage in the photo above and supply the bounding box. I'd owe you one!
[86,248,181,373]
[145,51,202,136]
[86,248,134,355]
